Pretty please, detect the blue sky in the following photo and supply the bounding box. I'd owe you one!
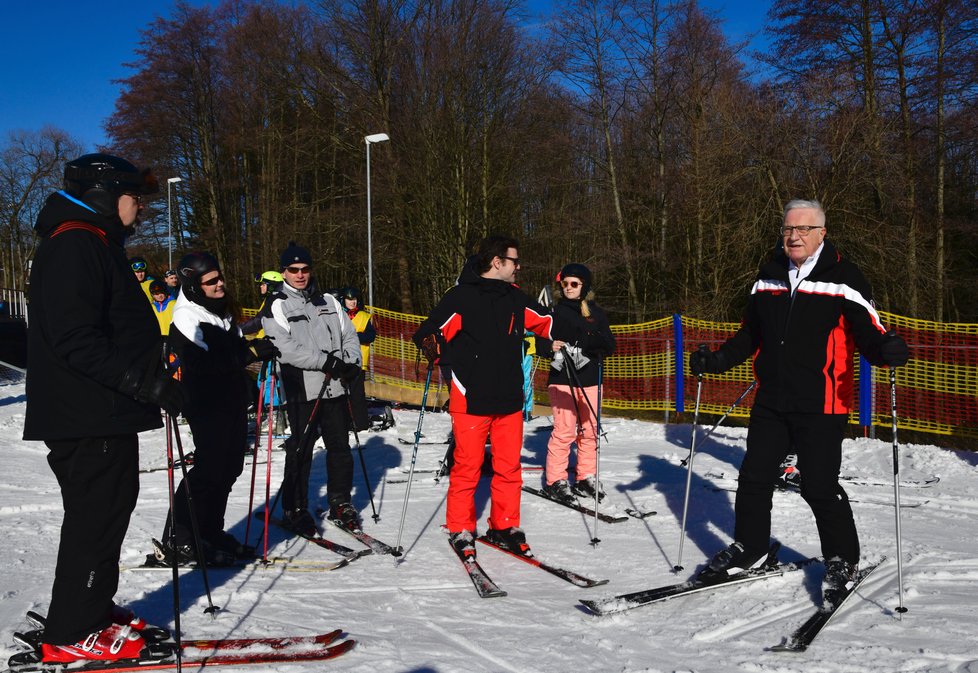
[0,1,771,153]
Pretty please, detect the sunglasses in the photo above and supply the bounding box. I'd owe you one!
[285,266,311,275]
[561,280,582,289]
[200,274,224,287]
[500,256,521,266]
[131,262,147,271]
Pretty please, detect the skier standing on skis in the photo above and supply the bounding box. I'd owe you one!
[412,235,579,559]
[261,242,362,535]
[23,153,184,664]
[688,199,909,605]
[536,263,615,504]
[154,252,278,565]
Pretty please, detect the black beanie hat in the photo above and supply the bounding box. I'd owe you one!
[557,263,592,296]
[280,241,313,269]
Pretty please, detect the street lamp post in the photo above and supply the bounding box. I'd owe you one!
[364,133,389,312]
[167,177,183,270]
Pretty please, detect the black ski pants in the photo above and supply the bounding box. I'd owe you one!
[734,404,859,564]
[345,369,370,432]
[44,435,139,645]
[167,406,248,546]
[282,396,352,512]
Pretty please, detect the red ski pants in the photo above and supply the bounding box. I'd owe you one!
[446,410,524,533]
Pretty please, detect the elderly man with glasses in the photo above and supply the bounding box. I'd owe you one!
[261,242,362,536]
[687,199,910,608]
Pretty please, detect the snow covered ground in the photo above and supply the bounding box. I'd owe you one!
[1,370,977,673]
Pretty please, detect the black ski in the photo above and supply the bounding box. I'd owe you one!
[580,554,816,616]
[255,511,372,561]
[448,539,506,598]
[769,559,885,652]
[707,483,927,507]
[522,486,629,524]
[316,511,403,557]
[475,536,608,588]
[397,437,448,445]
[625,508,657,519]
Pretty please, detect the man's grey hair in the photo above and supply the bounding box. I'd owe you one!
[783,199,826,227]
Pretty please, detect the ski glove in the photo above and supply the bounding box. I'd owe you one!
[321,352,345,379]
[879,331,909,367]
[248,338,280,363]
[120,364,186,416]
[420,334,439,364]
[340,361,362,384]
[689,344,727,375]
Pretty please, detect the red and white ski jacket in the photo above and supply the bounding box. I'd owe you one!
[717,240,890,415]
[414,264,579,415]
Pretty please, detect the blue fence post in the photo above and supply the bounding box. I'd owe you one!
[858,355,872,429]
[674,313,684,414]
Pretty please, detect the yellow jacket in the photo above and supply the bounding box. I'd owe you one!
[349,309,374,368]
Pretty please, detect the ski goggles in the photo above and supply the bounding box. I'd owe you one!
[131,261,147,271]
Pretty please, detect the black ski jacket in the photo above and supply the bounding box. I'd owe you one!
[24,191,164,440]
[537,298,616,388]
[716,240,890,415]
[413,263,579,415]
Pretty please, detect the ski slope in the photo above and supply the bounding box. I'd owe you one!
[1,371,975,672]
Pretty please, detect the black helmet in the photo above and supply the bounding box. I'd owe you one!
[339,286,360,300]
[64,153,158,217]
[557,262,592,296]
[177,251,221,301]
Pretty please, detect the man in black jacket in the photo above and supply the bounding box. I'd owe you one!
[689,199,909,606]
[24,154,183,664]
[413,235,577,560]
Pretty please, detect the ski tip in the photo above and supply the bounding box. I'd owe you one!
[578,600,604,615]
[768,640,806,653]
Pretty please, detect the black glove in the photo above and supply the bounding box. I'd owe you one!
[321,352,345,379]
[340,361,361,384]
[420,334,439,364]
[879,331,909,367]
[120,364,186,416]
[688,344,726,376]
[248,338,280,362]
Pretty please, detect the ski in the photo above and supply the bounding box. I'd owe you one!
[624,508,657,519]
[580,556,816,616]
[14,624,342,654]
[769,559,885,652]
[522,486,629,524]
[448,539,506,598]
[475,536,608,588]
[707,484,927,507]
[5,639,355,672]
[256,511,372,560]
[397,437,448,445]
[317,511,403,557]
[129,555,348,573]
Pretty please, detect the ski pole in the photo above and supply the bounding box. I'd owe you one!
[245,359,269,546]
[394,364,434,557]
[562,348,602,545]
[674,373,704,572]
[592,358,605,546]
[258,375,329,543]
[164,414,183,673]
[681,380,756,466]
[262,364,277,562]
[169,421,220,615]
[890,367,908,614]
[561,349,584,434]
[344,381,380,523]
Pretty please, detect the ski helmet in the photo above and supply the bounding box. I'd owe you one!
[339,286,360,300]
[64,153,158,218]
[149,280,167,296]
[556,263,592,296]
[256,270,284,284]
[177,252,221,301]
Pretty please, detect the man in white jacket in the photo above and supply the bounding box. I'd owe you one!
[262,242,362,535]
